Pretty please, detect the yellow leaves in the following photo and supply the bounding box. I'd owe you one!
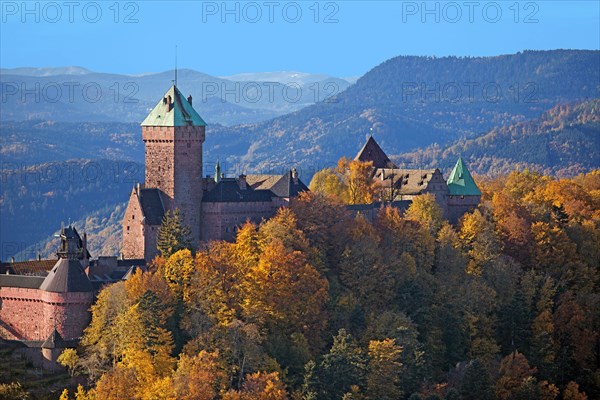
[143,377,176,400]
[531,221,577,271]
[57,348,79,377]
[459,210,499,276]
[172,351,226,400]
[309,158,380,205]
[242,239,329,336]
[162,249,195,301]
[223,372,289,400]
[368,338,402,366]
[405,193,444,234]
[366,338,403,400]
[337,157,380,205]
[95,366,138,400]
[309,168,346,200]
[59,385,96,400]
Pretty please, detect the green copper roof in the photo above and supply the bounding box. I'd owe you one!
[447,157,482,196]
[141,85,206,127]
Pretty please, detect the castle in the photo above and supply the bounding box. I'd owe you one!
[0,84,480,372]
[121,85,308,261]
[350,136,481,222]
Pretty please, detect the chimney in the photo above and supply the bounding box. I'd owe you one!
[291,168,299,184]
[38,254,42,261]
[238,174,247,190]
[10,256,14,263]
[165,95,172,111]
[187,95,193,105]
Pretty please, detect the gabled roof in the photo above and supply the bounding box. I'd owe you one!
[355,136,397,169]
[447,158,482,196]
[203,179,274,203]
[245,175,283,190]
[0,259,56,276]
[269,171,309,198]
[376,168,439,196]
[141,85,207,127]
[139,188,165,226]
[42,328,68,349]
[39,258,93,293]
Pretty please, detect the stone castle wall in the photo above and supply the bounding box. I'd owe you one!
[446,195,481,223]
[0,287,93,341]
[201,201,275,241]
[143,223,161,261]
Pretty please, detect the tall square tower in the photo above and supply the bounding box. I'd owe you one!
[122,85,206,259]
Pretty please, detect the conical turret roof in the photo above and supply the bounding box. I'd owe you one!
[39,258,93,293]
[447,158,481,196]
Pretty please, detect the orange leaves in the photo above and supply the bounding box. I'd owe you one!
[223,372,288,400]
[242,239,329,336]
[309,158,380,205]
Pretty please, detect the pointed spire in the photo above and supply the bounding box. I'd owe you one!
[355,136,397,169]
[447,157,482,196]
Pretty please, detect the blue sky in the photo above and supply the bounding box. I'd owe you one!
[1,1,598,77]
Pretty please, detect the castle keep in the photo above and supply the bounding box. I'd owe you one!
[122,85,308,261]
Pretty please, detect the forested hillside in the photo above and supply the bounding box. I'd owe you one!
[45,169,600,400]
[395,99,600,176]
[210,50,600,170]
[0,159,142,261]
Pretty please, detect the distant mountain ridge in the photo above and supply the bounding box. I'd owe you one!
[0,68,353,125]
[0,66,94,76]
[200,50,600,173]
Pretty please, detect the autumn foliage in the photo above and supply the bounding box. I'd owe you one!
[60,169,599,400]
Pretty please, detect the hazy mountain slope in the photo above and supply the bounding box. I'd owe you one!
[0,68,351,125]
[16,203,126,260]
[0,159,143,261]
[394,99,600,177]
[210,50,600,170]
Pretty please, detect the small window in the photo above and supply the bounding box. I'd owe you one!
[132,215,135,220]
[187,142,191,148]
[127,226,130,231]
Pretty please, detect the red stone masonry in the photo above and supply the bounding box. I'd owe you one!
[142,125,205,248]
[0,287,93,341]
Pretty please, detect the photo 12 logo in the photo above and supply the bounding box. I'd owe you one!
[401,1,540,23]
[201,1,340,23]
[200,80,340,104]
[1,161,142,185]
[1,81,139,104]
[401,81,539,104]
[1,1,140,23]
